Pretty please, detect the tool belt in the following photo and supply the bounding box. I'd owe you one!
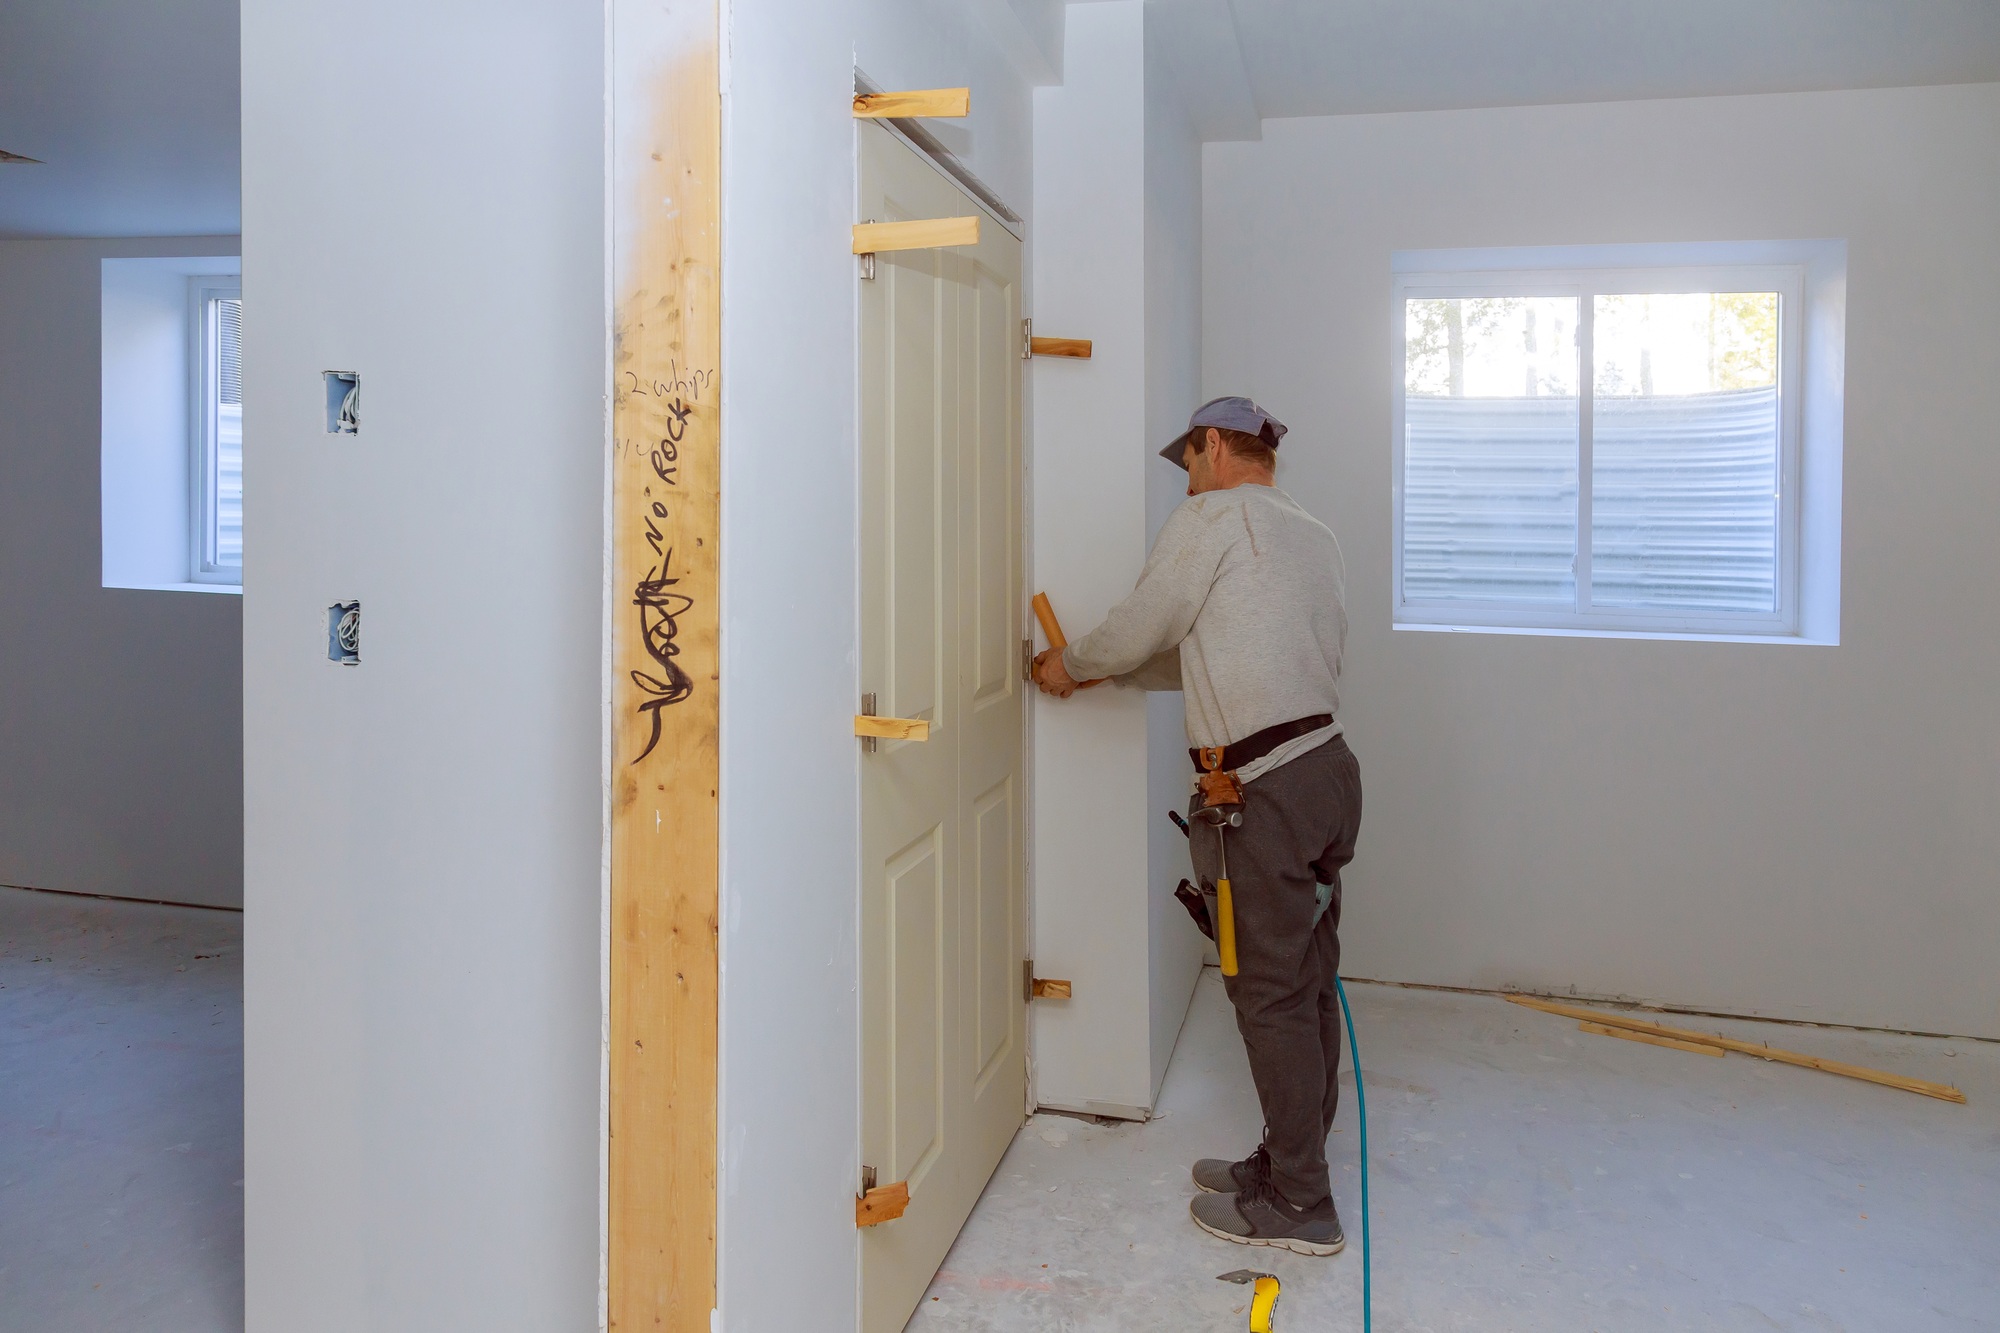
[1188,714,1332,778]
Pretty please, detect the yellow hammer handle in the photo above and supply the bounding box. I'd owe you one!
[1216,877,1238,976]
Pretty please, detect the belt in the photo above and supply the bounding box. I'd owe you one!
[1189,714,1333,774]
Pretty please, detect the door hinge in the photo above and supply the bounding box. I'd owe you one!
[1021,316,1032,360]
[1022,638,1034,683]
[858,220,877,281]
[860,691,878,754]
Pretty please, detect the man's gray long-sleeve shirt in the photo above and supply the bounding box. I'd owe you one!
[1062,484,1347,784]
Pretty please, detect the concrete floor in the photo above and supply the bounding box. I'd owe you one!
[0,886,243,1333]
[913,968,2000,1332]
[5,885,1996,1332]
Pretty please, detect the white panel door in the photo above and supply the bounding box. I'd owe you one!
[858,122,1025,1333]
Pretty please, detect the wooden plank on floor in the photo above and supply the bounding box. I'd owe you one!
[609,3,721,1327]
[1580,1019,1724,1056]
[1508,995,1967,1104]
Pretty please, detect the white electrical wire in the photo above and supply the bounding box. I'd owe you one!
[337,381,360,434]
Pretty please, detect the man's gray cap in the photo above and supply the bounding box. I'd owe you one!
[1160,396,1288,468]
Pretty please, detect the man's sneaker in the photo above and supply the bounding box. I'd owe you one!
[1189,1177,1345,1257]
[1191,1144,1270,1194]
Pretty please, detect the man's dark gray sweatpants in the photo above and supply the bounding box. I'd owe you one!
[1187,734,1361,1213]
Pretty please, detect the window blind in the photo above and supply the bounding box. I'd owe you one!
[1405,386,1778,613]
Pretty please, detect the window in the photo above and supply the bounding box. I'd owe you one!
[190,277,243,584]
[101,256,242,594]
[1392,242,1844,643]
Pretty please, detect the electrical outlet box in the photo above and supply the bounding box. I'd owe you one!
[324,371,359,434]
[328,601,360,664]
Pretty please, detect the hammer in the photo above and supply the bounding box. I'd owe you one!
[1192,803,1242,977]
[1193,747,1246,977]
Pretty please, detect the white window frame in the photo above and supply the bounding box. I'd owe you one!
[188,276,242,585]
[1391,241,1845,645]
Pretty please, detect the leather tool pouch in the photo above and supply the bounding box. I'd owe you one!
[1196,747,1244,808]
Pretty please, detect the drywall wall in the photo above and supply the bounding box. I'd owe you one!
[1029,0,1154,1119]
[239,1,603,1329]
[1140,14,1209,1100]
[0,236,243,910]
[1026,0,1208,1119]
[101,254,243,591]
[715,1,1057,1328]
[1203,82,2000,1037]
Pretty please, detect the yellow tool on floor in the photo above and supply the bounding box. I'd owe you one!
[1217,1269,1281,1331]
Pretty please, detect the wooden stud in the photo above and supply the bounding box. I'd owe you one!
[852,88,971,120]
[1507,995,1967,1104]
[855,1181,912,1227]
[1580,1019,1723,1056]
[1030,978,1073,1000]
[609,3,721,1328]
[852,216,980,255]
[853,715,931,742]
[1029,337,1092,359]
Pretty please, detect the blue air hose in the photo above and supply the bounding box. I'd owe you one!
[1334,976,1371,1333]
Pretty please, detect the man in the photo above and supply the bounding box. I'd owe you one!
[1032,396,1360,1258]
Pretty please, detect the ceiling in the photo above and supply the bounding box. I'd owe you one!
[1150,0,2000,139]
[3,0,1997,234]
[0,0,239,238]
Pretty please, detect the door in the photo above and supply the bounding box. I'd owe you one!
[858,121,1026,1333]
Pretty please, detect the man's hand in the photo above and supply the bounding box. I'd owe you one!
[1032,648,1078,698]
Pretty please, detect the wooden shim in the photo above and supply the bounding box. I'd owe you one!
[854,715,931,742]
[1507,996,1967,1104]
[1029,336,1093,359]
[1031,978,1073,1000]
[1580,1019,1723,1056]
[852,216,979,254]
[609,6,721,1328]
[852,88,971,119]
[855,1181,911,1227]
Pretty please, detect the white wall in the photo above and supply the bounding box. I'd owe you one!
[716,0,1057,1328]
[1026,0,1206,1119]
[0,237,243,910]
[1204,82,2000,1038]
[242,0,1065,1324]
[1029,0,1154,1118]
[240,2,604,1328]
[1140,9,1208,1097]
[101,254,243,591]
